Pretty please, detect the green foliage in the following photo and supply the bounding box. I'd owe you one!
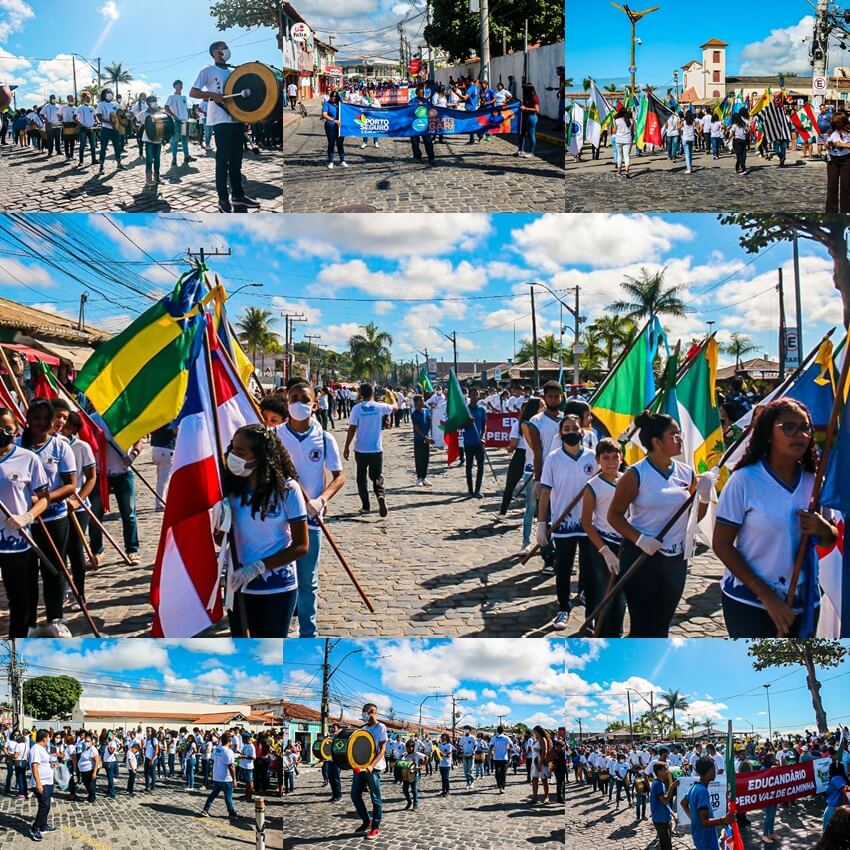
[748,639,847,671]
[236,307,279,365]
[608,268,689,322]
[23,676,82,719]
[349,322,393,382]
[210,0,281,31]
[723,333,757,370]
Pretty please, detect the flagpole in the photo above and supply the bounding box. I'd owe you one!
[68,509,97,569]
[0,344,28,411]
[782,327,850,627]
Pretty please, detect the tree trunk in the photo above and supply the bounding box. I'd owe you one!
[826,227,850,327]
[802,647,829,733]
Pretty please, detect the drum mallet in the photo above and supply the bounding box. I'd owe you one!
[222,89,252,100]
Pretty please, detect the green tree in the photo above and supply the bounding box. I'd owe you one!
[23,676,82,719]
[606,719,628,732]
[589,315,636,370]
[609,268,689,323]
[425,0,563,62]
[658,689,689,734]
[719,214,850,326]
[349,322,393,383]
[723,332,757,370]
[582,77,592,92]
[703,717,716,737]
[235,307,278,367]
[687,717,700,744]
[210,0,282,39]
[748,639,847,733]
[103,62,133,101]
[604,83,619,93]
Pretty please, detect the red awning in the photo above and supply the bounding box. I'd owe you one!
[0,343,61,366]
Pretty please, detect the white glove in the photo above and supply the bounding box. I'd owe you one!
[636,534,663,556]
[536,523,550,548]
[210,500,232,534]
[617,430,631,444]
[4,511,33,532]
[599,545,620,575]
[696,470,718,504]
[306,495,326,519]
[231,559,266,592]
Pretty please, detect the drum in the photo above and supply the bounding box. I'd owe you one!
[394,758,415,782]
[144,113,175,143]
[474,752,485,763]
[311,736,334,762]
[223,61,283,124]
[110,109,129,131]
[187,118,197,137]
[62,121,79,137]
[598,770,610,783]
[331,728,375,771]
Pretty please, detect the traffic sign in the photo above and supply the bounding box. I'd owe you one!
[813,76,828,94]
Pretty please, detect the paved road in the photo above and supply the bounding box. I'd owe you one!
[567,775,826,849]
[0,137,282,213]
[284,763,564,849]
[0,773,282,849]
[283,107,565,212]
[566,144,827,212]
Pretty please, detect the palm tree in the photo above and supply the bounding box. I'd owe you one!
[536,333,563,362]
[658,689,690,735]
[687,717,700,744]
[565,77,574,89]
[104,62,133,101]
[604,83,619,93]
[235,307,278,367]
[589,315,636,370]
[582,77,593,92]
[349,322,393,383]
[703,717,716,737]
[609,268,689,323]
[723,332,757,370]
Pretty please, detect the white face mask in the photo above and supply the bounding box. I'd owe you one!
[220,48,231,62]
[361,712,371,723]
[105,92,113,102]
[148,101,157,109]
[288,402,313,422]
[226,451,253,478]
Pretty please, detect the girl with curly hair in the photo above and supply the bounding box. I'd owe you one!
[223,424,309,637]
[713,398,839,637]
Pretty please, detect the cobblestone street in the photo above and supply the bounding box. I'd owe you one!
[567,775,826,849]
[0,139,282,213]
[284,763,564,849]
[283,106,565,212]
[566,145,827,212]
[0,773,282,849]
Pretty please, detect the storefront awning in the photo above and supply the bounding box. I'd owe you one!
[0,343,60,366]
[33,340,95,371]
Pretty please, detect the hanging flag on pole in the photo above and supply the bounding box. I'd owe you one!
[567,103,585,157]
[676,336,724,473]
[441,368,468,466]
[418,366,434,393]
[724,721,746,850]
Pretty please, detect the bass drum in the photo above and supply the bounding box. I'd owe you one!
[331,728,375,771]
[144,113,175,143]
[311,736,334,762]
[62,121,79,137]
[394,758,415,782]
[224,62,283,124]
[0,85,12,110]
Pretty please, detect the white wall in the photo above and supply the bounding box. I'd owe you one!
[434,42,564,120]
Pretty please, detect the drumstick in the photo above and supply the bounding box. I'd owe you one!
[222,89,251,100]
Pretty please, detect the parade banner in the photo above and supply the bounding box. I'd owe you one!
[339,101,520,137]
[485,412,519,448]
[734,758,831,811]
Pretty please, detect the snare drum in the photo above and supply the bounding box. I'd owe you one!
[62,121,79,137]
[394,758,416,783]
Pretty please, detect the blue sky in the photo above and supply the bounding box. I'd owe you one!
[566,639,850,737]
[2,639,282,705]
[284,639,567,731]
[568,3,829,90]
[1,213,842,369]
[0,0,279,107]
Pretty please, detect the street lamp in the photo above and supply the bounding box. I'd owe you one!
[527,281,583,389]
[229,282,263,297]
[763,684,773,742]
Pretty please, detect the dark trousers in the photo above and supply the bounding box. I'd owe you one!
[499,448,526,514]
[620,540,687,637]
[31,517,68,626]
[98,127,121,164]
[553,535,594,612]
[1,550,36,638]
[212,122,246,203]
[66,511,89,598]
[413,441,430,479]
[721,594,819,637]
[238,589,297,638]
[46,126,61,155]
[32,784,53,831]
[654,821,673,850]
[63,132,76,158]
[81,769,96,802]
[327,761,342,800]
[464,443,485,494]
[324,124,345,163]
[144,757,156,790]
[439,765,450,794]
[585,541,626,637]
[127,768,136,794]
[354,451,384,508]
[494,760,508,790]
[78,127,96,162]
[107,472,139,553]
[827,155,850,212]
[703,132,711,152]
[733,138,747,172]
[411,134,435,162]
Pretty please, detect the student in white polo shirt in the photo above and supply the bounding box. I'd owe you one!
[28,729,55,841]
[275,381,345,639]
[74,91,97,166]
[350,703,388,840]
[490,726,512,793]
[239,734,256,803]
[202,731,239,819]
[143,728,160,792]
[458,727,477,788]
[343,384,397,517]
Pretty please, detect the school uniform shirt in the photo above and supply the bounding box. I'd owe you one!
[0,445,49,553]
[15,435,74,523]
[509,418,528,454]
[228,480,307,595]
[829,130,850,157]
[77,745,97,772]
[614,117,633,144]
[349,401,394,453]
[28,743,53,787]
[438,743,452,767]
[127,750,138,771]
[710,121,724,139]
[586,474,622,545]
[74,104,96,128]
[66,435,96,511]
[717,461,821,612]
[212,745,235,782]
[700,114,712,133]
[650,777,671,823]
[275,422,342,529]
[41,103,60,124]
[361,722,388,772]
[26,111,44,129]
[60,104,76,122]
[732,124,747,141]
[712,753,724,775]
[192,65,236,125]
[628,457,694,556]
[459,734,476,756]
[103,741,117,763]
[140,109,167,144]
[528,410,563,466]
[540,446,598,537]
[166,93,189,123]
[240,743,255,770]
[94,101,118,126]
[411,408,431,444]
[144,738,158,760]
[682,122,696,142]
[490,733,511,761]
[665,116,680,137]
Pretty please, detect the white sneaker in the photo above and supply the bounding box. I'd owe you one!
[542,563,555,575]
[327,162,334,169]
[374,141,379,148]
[415,478,423,486]
[47,619,73,638]
[341,161,349,168]
[519,544,533,556]
[422,478,432,487]
[494,512,507,523]
[551,611,569,631]
[360,141,367,148]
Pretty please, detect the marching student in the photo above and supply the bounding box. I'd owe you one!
[259,394,288,427]
[222,424,309,637]
[275,381,345,639]
[202,731,240,820]
[400,738,425,811]
[73,91,97,167]
[580,438,625,637]
[713,399,839,637]
[343,384,397,517]
[490,725,512,794]
[28,729,55,842]
[94,88,123,175]
[529,725,552,806]
[649,761,678,850]
[126,743,139,796]
[326,723,343,803]
[608,411,712,638]
[143,728,159,792]
[459,726,477,788]
[461,388,487,497]
[18,399,77,637]
[437,733,453,797]
[537,415,599,630]
[164,79,195,168]
[239,734,256,803]
[60,95,77,160]
[410,394,433,486]
[350,703,387,841]
[681,757,735,850]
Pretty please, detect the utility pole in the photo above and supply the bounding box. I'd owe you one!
[764,684,773,742]
[612,3,661,98]
[4,641,25,730]
[398,22,407,73]
[530,286,539,390]
[97,57,102,93]
[812,0,830,108]
[778,267,787,382]
[479,0,491,84]
[425,0,435,80]
[792,233,803,357]
[523,19,529,83]
[78,292,88,332]
[305,333,321,383]
[72,55,78,103]
[436,329,458,375]
[578,717,582,744]
[280,312,306,380]
[450,694,468,742]
[187,247,232,268]
[320,639,331,737]
[573,285,581,387]
[627,691,634,744]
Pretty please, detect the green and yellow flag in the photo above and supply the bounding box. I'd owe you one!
[74,269,208,449]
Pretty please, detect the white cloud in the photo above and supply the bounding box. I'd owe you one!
[0,259,54,289]
[525,711,560,728]
[360,692,395,714]
[269,296,322,326]
[670,637,688,648]
[501,688,555,705]
[373,300,395,315]
[739,16,830,76]
[321,321,365,349]
[0,0,34,42]
[481,688,497,700]
[99,0,119,20]
[24,640,169,673]
[477,701,512,717]
[455,688,477,701]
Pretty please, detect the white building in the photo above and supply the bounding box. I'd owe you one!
[681,37,728,102]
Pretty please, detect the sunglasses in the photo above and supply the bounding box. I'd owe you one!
[775,421,813,437]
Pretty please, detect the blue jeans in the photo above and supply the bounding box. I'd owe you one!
[475,760,484,779]
[185,757,196,789]
[522,472,535,547]
[170,125,189,158]
[463,755,474,785]
[773,139,789,162]
[439,765,450,794]
[201,759,211,787]
[711,137,722,157]
[108,472,139,553]
[32,782,53,832]
[402,774,419,805]
[98,126,121,164]
[763,804,777,836]
[328,761,342,800]
[284,769,295,793]
[824,804,837,829]
[168,753,175,776]
[204,780,236,816]
[683,140,693,170]
[635,793,647,819]
[351,769,382,828]
[667,136,680,159]
[294,529,322,637]
[106,761,118,798]
[611,137,619,165]
[519,112,538,153]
